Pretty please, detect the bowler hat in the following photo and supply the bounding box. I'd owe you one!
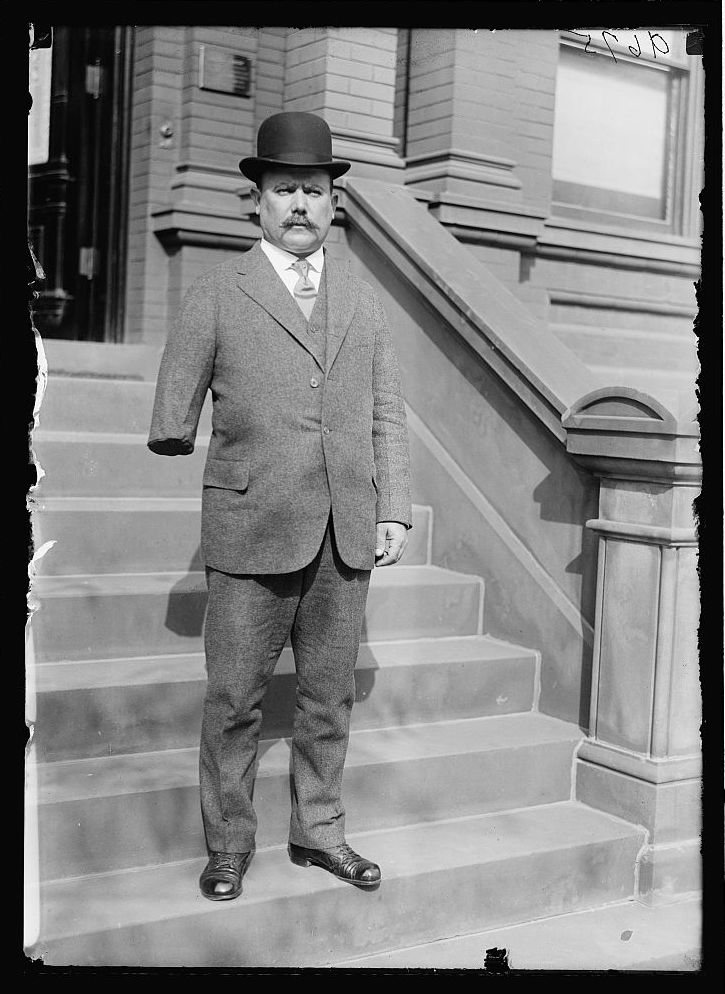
[239,111,351,184]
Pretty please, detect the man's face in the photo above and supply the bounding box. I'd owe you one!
[251,168,338,256]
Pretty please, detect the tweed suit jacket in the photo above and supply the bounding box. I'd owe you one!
[148,242,411,574]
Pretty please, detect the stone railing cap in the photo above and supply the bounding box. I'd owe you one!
[562,386,699,437]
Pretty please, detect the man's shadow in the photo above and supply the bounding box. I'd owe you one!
[163,545,207,636]
[163,547,379,754]
[532,466,599,731]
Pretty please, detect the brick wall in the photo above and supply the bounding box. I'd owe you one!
[125,27,185,343]
[406,29,529,164]
[393,29,410,154]
[509,31,558,216]
[405,30,457,155]
[255,28,286,129]
[449,31,520,161]
[285,28,398,137]
[178,27,258,170]
[124,25,698,353]
[126,26,406,342]
[283,29,329,114]
[126,26,263,343]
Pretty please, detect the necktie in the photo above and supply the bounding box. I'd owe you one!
[290,258,317,320]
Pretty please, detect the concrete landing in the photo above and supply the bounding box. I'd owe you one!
[337,896,702,971]
[27,801,645,967]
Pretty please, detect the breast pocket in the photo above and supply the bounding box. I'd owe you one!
[202,457,250,491]
[346,341,374,356]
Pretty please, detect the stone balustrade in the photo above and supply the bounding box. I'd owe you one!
[563,389,701,903]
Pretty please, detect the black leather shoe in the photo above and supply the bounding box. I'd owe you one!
[288,842,381,888]
[199,851,251,901]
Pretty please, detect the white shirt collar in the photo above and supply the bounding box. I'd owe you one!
[259,238,325,276]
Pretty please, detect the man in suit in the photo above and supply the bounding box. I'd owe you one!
[148,112,411,901]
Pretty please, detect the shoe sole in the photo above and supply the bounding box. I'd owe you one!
[289,850,381,887]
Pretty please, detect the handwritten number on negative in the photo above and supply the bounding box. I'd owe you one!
[566,29,671,63]
[628,34,642,58]
[566,30,594,54]
[649,32,670,58]
[601,31,619,63]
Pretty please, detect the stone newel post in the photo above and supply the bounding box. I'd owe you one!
[563,388,701,904]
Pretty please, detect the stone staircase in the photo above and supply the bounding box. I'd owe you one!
[27,373,648,968]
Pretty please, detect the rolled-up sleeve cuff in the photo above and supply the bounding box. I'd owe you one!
[147,437,195,456]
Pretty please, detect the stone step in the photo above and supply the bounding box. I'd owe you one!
[32,501,432,576]
[34,713,581,880]
[30,565,484,662]
[32,636,536,761]
[37,375,210,436]
[28,801,645,967]
[336,896,702,971]
[41,340,162,382]
[32,431,210,498]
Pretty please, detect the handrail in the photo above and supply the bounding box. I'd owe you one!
[344,177,600,444]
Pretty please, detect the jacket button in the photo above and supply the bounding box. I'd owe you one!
[322,427,330,435]
[309,325,317,334]
[310,377,319,388]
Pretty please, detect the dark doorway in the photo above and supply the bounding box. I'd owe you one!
[28,26,134,342]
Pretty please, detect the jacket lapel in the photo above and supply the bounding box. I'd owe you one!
[236,242,325,370]
[324,252,358,372]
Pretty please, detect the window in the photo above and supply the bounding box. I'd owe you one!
[28,45,52,166]
[552,29,700,235]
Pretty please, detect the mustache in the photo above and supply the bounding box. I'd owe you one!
[283,215,317,229]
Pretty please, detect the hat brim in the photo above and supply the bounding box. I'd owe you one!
[239,156,351,184]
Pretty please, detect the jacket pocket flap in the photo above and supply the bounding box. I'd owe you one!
[203,457,250,491]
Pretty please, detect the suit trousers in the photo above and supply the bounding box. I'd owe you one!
[199,518,372,854]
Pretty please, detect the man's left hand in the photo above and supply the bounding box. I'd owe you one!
[374,522,408,567]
